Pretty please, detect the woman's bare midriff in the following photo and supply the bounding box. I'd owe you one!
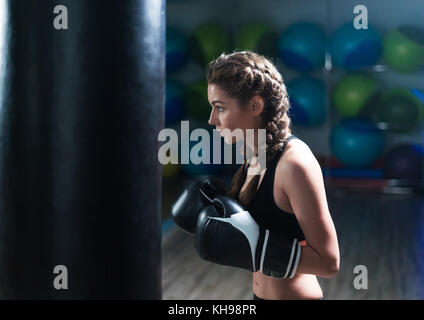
[253,271,323,300]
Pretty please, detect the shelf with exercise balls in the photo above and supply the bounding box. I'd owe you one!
[164,11,424,192]
[324,21,424,191]
[278,22,327,72]
[325,73,384,180]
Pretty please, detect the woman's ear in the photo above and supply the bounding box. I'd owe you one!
[250,96,264,116]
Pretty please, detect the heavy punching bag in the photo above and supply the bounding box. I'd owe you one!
[0,0,164,299]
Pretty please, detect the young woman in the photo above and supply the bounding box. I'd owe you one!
[206,51,340,300]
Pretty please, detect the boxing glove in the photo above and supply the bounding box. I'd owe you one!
[171,176,227,235]
[195,196,302,279]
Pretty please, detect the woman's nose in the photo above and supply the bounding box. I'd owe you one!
[208,109,217,126]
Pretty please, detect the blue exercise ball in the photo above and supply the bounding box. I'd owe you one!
[278,22,326,71]
[166,26,189,73]
[165,80,185,126]
[330,119,384,167]
[287,77,327,126]
[331,23,382,69]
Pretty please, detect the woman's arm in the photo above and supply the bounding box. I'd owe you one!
[276,142,340,279]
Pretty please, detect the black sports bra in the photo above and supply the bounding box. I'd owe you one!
[238,135,305,241]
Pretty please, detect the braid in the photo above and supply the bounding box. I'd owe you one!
[208,51,292,206]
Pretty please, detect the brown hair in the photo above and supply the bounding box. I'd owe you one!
[206,51,292,206]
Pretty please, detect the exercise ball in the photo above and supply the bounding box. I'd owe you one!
[383,25,424,72]
[377,87,424,132]
[166,26,189,73]
[330,119,384,167]
[331,23,382,69]
[278,22,326,71]
[189,23,231,67]
[287,77,326,126]
[185,79,210,122]
[332,74,377,117]
[165,80,185,126]
[383,144,424,179]
[236,22,278,58]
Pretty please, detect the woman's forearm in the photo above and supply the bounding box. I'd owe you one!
[296,245,339,278]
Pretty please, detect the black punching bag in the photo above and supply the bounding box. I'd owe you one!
[0,0,164,299]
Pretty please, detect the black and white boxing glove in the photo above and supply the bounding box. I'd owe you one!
[195,195,302,279]
[171,176,227,235]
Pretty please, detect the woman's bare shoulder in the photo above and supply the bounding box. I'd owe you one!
[275,138,322,188]
[279,139,318,168]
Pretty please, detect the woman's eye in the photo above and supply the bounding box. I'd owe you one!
[216,106,224,112]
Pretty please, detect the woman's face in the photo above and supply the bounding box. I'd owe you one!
[207,83,262,144]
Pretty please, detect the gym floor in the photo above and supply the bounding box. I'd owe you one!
[162,181,424,300]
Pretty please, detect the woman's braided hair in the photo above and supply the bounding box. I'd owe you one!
[206,51,292,206]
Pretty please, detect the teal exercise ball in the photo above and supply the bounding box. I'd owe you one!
[331,23,382,69]
[287,77,326,126]
[330,119,384,167]
[278,22,326,71]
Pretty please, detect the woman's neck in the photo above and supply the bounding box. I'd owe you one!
[244,130,266,176]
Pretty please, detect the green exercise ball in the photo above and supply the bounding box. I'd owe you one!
[332,74,378,117]
[377,87,424,132]
[189,23,231,67]
[383,25,424,72]
[236,22,278,58]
